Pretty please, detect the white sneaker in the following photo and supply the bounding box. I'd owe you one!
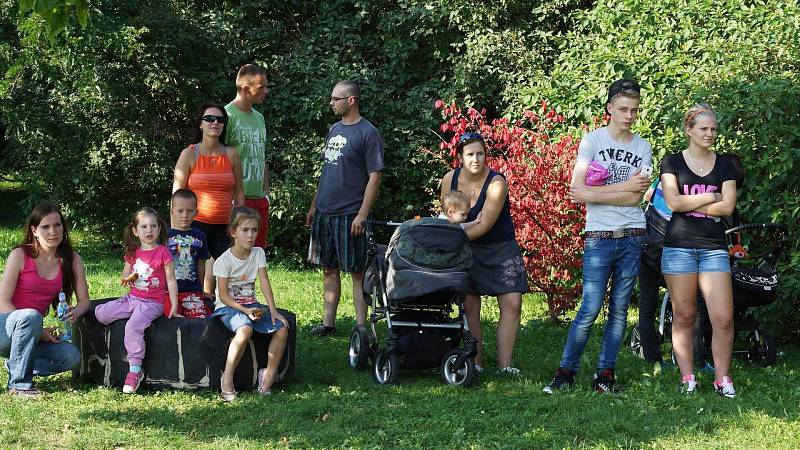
[497,367,520,376]
[714,376,736,398]
[475,363,485,373]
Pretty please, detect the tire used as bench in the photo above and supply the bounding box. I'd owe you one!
[74,298,296,391]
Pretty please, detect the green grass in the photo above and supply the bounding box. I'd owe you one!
[1,186,799,449]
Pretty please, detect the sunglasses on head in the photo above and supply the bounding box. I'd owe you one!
[202,115,226,124]
[458,132,483,142]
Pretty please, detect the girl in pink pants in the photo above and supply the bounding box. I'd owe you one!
[95,207,179,393]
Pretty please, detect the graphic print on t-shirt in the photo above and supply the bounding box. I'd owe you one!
[227,121,266,187]
[228,275,257,305]
[683,184,719,220]
[169,234,202,281]
[131,258,159,291]
[324,135,346,164]
[596,148,644,184]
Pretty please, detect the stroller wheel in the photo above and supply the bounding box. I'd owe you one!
[439,349,476,387]
[747,328,777,367]
[629,324,644,360]
[348,325,370,371]
[373,349,399,385]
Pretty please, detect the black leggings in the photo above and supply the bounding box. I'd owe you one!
[638,261,664,362]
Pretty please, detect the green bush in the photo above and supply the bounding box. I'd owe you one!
[517,0,800,336]
[1,0,566,248]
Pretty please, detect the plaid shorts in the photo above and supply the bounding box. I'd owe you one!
[308,212,369,273]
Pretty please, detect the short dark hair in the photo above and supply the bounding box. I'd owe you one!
[336,80,360,101]
[605,79,641,113]
[236,64,267,91]
[171,188,198,204]
[192,103,228,145]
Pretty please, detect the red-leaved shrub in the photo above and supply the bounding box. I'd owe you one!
[434,100,586,319]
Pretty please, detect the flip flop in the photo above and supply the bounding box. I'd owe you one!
[256,368,271,395]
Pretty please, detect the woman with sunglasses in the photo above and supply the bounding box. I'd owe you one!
[173,103,245,293]
[439,132,528,375]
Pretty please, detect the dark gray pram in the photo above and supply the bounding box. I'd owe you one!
[347,218,478,386]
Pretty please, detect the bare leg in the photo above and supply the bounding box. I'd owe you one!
[664,273,699,378]
[221,326,253,392]
[464,294,483,366]
[698,272,734,380]
[322,266,341,327]
[351,271,367,326]
[203,257,215,294]
[495,292,522,368]
[260,327,289,391]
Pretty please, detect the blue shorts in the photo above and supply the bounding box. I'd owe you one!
[661,247,731,274]
[211,304,285,334]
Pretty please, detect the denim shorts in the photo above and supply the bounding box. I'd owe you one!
[211,303,284,334]
[661,247,731,274]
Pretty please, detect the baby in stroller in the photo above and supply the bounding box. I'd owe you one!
[438,190,481,230]
[347,202,479,386]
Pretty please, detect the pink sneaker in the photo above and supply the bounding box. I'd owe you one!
[681,374,699,394]
[123,371,144,394]
[713,376,736,398]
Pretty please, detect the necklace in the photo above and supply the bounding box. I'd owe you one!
[684,150,714,175]
[460,173,485,199]
[36,256,60,279]
[200,143,221,165]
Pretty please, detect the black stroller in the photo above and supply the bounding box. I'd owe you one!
[631,222,787,366]
[347,218,478,386]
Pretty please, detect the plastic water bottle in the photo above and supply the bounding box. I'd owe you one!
[56,292,72,342]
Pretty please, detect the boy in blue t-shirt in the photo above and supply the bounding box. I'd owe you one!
[166,189,211,318]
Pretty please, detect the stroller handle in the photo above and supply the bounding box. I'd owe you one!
[725,223,787,235]
[363,219,403,235]
[364,220,403,227]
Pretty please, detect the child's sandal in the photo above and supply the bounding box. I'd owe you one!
[256,368,271,396]
[220,389,238,402]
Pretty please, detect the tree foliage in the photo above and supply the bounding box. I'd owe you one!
[1,0,799,335]
[17,0,88,37]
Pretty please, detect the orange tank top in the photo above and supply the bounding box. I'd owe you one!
[186,144,235,224]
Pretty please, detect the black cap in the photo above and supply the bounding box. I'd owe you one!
[606,79,641,105]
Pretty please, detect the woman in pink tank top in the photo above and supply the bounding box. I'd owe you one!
[0,204,91,398]
[173,103,244,293]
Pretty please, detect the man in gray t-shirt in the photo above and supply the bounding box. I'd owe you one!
[306,80,384,337]
[544,79,652,395]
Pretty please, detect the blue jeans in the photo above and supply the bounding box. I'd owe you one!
[559,235,644,372]
[0,309,81,390]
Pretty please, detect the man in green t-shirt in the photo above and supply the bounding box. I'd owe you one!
[225,64,270,248]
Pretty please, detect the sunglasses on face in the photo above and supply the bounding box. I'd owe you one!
[458,132,483,142]
[202,115,226,124]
